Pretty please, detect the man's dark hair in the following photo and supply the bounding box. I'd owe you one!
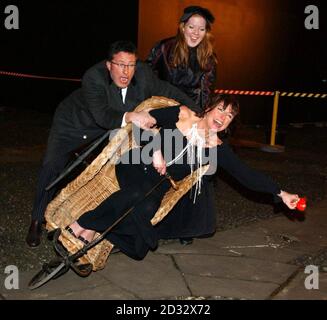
[107,40,137,61]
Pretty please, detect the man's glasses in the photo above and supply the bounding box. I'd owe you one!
[111,61,136,70]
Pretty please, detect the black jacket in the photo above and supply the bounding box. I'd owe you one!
[44,60,199,163]
[146,37,217,108]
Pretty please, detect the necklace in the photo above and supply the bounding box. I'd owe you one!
[166,123,206,203]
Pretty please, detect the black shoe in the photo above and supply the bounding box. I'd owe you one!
[111,246,121,254]
[26,219,43,248]
[179,237,194,245]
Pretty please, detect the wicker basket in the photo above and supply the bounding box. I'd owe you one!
[45,96,209,271]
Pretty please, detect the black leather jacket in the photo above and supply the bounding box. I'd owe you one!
[146,37,217,109]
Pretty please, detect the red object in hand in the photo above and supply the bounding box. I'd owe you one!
[296,197,307,211]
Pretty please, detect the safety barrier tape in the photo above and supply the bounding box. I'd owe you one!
[1,70,326,98]
[215,89,274,96]
[215,89,327,99]
[0,70,81,82]
[279,92,327,99]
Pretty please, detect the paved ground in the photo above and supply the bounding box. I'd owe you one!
[0,106,326,302]
[1,201,327,301]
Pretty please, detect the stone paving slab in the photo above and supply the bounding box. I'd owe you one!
[42,283,138,300]
[292,211,327,229]
[260,210,327,229]
[0,269,109,300]
[233,216,309,237]
[0,252,189,300]
[185,274,279,300]
[155,238,241,258]
[1,203,326,300]
[157,232,310,264]
[174,254,298,284]
[253,216,327,248]
[273,268,327,300]
[220,246,309,264]
[97,252,190,300]
[212,223,324,263]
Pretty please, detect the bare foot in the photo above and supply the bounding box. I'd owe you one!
[67,221,85,238]
[66,221,95,244]
[80,229,96,243]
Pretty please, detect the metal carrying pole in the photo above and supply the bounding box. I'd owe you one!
[45,130,111,191]
[28,172,178,289]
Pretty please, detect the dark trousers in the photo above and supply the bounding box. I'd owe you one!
[31,130,106,222]
[156,179,217,239]
[78,161,171,259]
[31,154,71,222]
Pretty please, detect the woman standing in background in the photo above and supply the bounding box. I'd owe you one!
[146,6,219,244]
[146,5,217,109]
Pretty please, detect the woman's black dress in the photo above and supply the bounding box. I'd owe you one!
[146,37,219,240]
[78,107,281,260]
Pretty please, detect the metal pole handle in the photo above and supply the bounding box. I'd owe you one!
[165,172,178,190]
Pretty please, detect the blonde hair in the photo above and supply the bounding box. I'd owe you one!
[172,20,217,71]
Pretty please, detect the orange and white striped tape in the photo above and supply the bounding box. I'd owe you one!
[1,70,326,98]
[0,70,81,82]
[279,92,327,99]
[215,89,274,96]
[215,89,327,99]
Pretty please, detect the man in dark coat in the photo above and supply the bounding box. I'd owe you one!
[26,40,199,247]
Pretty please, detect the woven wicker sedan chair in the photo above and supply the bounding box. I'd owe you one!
[45,96,209,272]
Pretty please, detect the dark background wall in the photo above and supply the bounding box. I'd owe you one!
[138,0,326,124]
[0,0,326,125]
[0,0,139,112]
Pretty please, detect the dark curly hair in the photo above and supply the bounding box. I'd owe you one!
[203,93,239,116]
[198,93,240,138]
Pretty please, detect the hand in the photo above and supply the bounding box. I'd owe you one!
[152,150,166,175]
[278,190,300,210]
[126,110,156,130]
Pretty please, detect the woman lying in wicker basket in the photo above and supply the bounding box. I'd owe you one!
[66,93,300,260]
